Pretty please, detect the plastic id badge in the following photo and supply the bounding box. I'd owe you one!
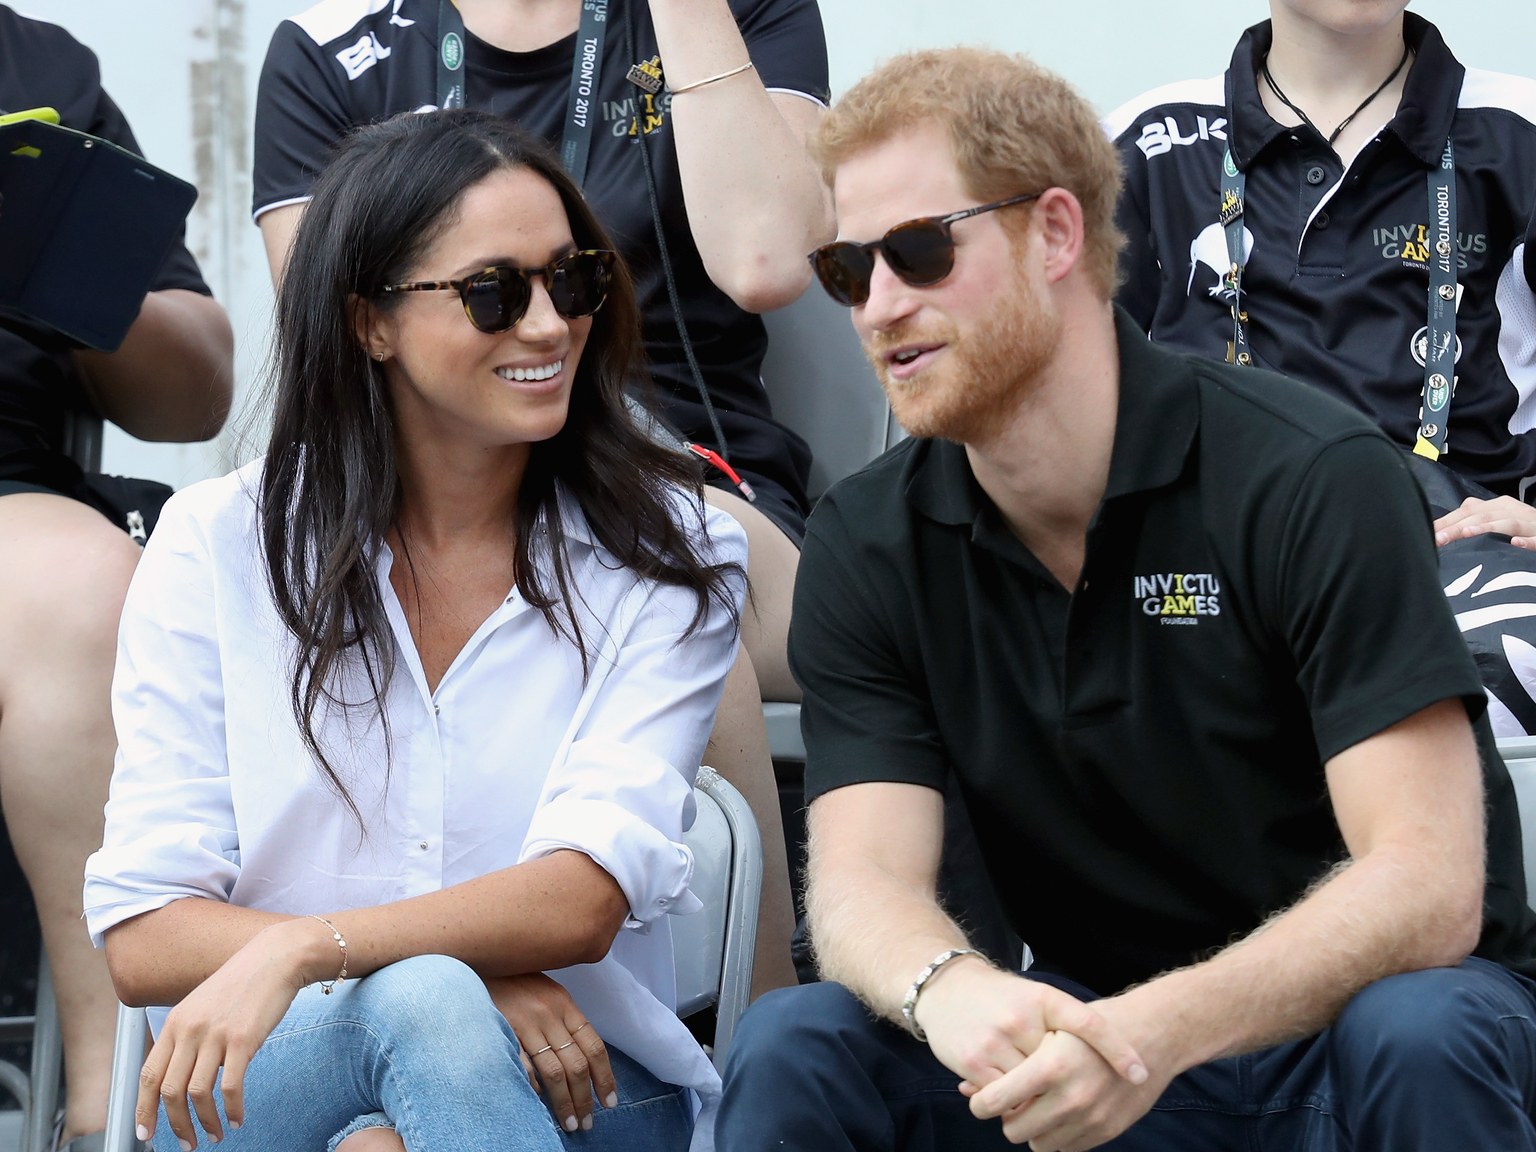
[0,115,197,350]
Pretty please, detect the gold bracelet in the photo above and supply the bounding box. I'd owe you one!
[667,60,754,95]
[308,914,348,995]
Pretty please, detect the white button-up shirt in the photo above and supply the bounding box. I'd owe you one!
[84,461,746,1149]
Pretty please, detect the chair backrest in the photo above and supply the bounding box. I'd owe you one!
[100,769,766,1146]
[674,767,763,1071]
[1497,735,1536,904]
[760,288,895,502]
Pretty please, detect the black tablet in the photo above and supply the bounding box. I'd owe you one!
[0,117,197,350]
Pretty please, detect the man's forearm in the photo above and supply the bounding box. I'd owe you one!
[807,850,981,1025]
[804,784,981,1024]
[1109,843,1482,1077]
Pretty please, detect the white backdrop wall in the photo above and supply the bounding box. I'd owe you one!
[9,0,1533,487]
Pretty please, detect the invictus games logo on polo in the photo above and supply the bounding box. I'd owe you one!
[1134,572,1222,626]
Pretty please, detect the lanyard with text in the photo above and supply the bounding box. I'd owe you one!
[1219,143,1459,459]
[435,0,610,188]
[1218,150,1252,369]
[1414,140,1458,461]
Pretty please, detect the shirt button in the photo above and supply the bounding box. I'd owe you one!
[657,897,670,908]
[1305,165,1327,185]
[1313,211,1330,230]
[419,840,429,851]
[433,703,441,715]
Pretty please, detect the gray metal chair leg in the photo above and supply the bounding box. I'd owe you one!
[24,949,62,1152]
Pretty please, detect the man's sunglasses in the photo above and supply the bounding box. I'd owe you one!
[380,249,617,334]
[808,192,1042,307]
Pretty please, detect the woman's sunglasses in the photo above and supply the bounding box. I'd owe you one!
[381,249,617,334]
[808,192,1041,307]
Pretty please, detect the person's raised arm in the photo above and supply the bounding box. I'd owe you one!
[648,0,833,312]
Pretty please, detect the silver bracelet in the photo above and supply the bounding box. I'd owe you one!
[667,60,755,95]
[308,914,348,995]
[901,947,985,1041]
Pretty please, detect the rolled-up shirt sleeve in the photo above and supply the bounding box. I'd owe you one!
[83,489,240,947]
[520,504,747,929]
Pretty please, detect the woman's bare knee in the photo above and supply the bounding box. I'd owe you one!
[335,1128,407,1152]
[701,487,801,701]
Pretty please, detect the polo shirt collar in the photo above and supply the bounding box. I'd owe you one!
[1226,13,1463,171]
[1102,307,1200,500]
[905,307,1200,526]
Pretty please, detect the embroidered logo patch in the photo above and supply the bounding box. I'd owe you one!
[1134,572,1222,626]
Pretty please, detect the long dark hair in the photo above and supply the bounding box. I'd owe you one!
[259,108,740,814]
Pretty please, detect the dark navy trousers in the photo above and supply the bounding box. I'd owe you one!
[716,958,1536,1151]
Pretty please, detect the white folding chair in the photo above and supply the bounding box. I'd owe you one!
[0,949,63,1152]
[759,289,899,765]
[101,1004,143,1152]
[674,767,763,1070]
[100,768,764,1146]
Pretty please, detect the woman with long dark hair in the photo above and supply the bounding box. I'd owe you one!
[83,108,744,1152]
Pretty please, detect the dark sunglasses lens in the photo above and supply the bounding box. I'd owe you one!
[811,243,874,307]
[882,219,956,286]
[462,269,529,333]
[547,252,612,319]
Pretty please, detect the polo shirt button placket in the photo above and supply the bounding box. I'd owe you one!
[1305,164,1327,186]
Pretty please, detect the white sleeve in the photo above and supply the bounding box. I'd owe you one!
[83,486,239,947]
[520,503,748,929]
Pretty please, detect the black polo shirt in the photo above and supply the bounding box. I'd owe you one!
[1106,14,1536,496]
[793,308,1536,995]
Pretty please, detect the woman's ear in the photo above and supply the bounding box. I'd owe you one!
[350,294,393,363]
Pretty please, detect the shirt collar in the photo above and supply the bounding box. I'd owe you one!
[1227,13,1463,171]
[907,307,1200,527]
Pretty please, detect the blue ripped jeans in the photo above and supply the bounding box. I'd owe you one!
[151,955,692,1152]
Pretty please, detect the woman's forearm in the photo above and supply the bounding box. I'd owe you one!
[106,849,628,1006]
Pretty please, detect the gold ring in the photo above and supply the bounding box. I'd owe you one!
[571,1022,590,1035]
[531,1044,554,1057]
[555,1040,577,1052]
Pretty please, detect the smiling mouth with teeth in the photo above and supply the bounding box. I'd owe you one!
[893,350,923,365]
[497,359,563,382]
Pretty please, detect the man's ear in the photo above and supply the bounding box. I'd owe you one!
[1032,187,1086,286]
[351,294,393,363]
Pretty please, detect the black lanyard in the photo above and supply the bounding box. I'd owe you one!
[1220,143,1459,459]
[435,0,611,188]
